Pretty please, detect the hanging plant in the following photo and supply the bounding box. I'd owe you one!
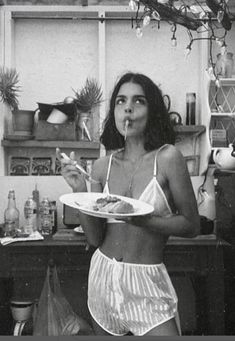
[0,67,21,111]
[73,78,103,114]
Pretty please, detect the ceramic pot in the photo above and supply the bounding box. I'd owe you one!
[10,300,34,322]
[12,110,35,136]
[215,52,234,78]
[213,143,235,170]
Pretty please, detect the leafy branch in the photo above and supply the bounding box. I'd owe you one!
[73,78,103,113]
[0,67,21,111]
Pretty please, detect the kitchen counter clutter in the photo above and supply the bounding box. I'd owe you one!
[0,232,230,335]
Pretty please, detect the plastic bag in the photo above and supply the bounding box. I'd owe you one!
[33,265,92,336]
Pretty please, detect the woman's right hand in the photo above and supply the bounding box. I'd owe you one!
[56,148,87,192]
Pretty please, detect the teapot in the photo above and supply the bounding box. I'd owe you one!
[213,143,235,170]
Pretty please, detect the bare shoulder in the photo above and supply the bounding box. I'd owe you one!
[159,144,184,162]
[158,144,186,174]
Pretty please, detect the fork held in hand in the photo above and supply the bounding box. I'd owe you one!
[59,151,99,184]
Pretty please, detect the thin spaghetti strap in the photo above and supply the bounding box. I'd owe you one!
[154,144,169,177]
[105,154,114,185]
[105,149,124,187]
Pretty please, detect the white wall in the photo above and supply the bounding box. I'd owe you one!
[6,12,201,122]
[14,18,99,108]
[105,21,201,123]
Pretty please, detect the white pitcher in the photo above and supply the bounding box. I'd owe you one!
[213,143,235,170]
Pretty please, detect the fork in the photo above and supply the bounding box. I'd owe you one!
[56,149,99,184]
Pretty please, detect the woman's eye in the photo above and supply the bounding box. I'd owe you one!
[135,98,146,105]
[116,98,125,105]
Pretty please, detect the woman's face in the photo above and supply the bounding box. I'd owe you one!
[114,82,148,139]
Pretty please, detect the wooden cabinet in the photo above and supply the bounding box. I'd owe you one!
[0,238,93,335]
[209,78,235,149]
[0,236,229,335]
[207,79,235,176]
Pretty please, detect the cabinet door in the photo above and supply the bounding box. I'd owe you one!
[208,80,235,164]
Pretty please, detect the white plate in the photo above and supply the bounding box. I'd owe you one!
[59,192,154,219]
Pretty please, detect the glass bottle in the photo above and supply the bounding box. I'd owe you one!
[32,184,40,229]
[216,52,234,78]
[4,190,19,237]
[215,53,224,77]
[24,196,37,235]
[186,93,196,125]
[39,197,52,236]
[224,52,234,78]
[50,200,57,235]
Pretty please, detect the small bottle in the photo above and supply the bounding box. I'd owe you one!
[24,196,37,235]
[4,190,20,237]
[32,184,40,229]
[186,93,196,125]
[224,52,234,78]
[50,200,57,235]
[39,197,52,236]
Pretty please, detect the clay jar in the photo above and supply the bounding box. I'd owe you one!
[216,52,234,78]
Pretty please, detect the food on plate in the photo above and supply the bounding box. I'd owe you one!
[93,195,135,214]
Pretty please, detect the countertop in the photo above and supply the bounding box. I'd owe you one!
[0,227,230,248]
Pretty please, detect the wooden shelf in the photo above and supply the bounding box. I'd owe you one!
[211,147,231,150]
[211,112,235,117]
[1,138,100,175]
[211,78,235,86]
[209,164,235,176]
[1,139,100,150]
[174,125,206,135]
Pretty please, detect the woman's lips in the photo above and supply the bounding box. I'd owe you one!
[124,119,132,128]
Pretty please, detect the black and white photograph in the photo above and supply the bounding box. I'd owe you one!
[0,0,235,338]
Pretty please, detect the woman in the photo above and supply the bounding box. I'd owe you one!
[57,72,200,336]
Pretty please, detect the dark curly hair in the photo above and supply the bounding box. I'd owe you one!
[100,72,175,151]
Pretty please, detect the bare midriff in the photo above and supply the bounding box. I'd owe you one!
[100,222,167,264]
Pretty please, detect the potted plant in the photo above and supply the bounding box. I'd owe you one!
[0,67,34,137]
[0,67,20,110]
[0,66,20,135]
[73,78,103,141]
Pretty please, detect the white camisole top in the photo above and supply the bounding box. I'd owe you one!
[103,144,172,223]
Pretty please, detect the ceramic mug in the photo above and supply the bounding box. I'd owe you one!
[47,108,68,124]
[10,300,34,322]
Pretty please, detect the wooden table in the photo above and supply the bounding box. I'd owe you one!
[0,233,230,335]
